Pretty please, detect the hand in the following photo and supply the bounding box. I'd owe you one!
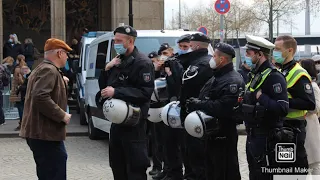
[101,86,115,98]
[63,76,69,84]
[165,67,172,76]
[256,89,262,99]
[63,112,72,124]
[186,97,201,113]
[105,57,121,70]
[154,62,162,71]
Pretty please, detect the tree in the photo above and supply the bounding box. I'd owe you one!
[167,0,261,41]
[251,0,301,41]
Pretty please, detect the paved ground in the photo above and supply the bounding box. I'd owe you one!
[0,136,249,180]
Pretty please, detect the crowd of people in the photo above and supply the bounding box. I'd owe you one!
[3,25,319,180]
[0,33,79,131]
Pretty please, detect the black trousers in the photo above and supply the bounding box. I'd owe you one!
[26,138,68,180]
[205,126,241,180]
[109,121,150,180]
[163,127,184,179]
[150,121,166,171]
[185,133,206,180]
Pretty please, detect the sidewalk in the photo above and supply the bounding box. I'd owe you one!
[0,110,88,138]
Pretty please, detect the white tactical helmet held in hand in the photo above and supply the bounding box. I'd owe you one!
[103,99,141,126]
[147,107,163,123]
[184,111,219,138]
[161,101,183,128]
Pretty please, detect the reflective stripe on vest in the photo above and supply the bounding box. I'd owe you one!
[246,68,273,92]
[285,63,312,120]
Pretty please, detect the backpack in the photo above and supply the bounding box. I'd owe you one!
[0,65,10,87]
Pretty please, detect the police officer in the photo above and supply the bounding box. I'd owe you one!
[98,25,155,180]
[176,34,191,56]
[241,35,289,179]
[185,43,244,180]
[152,43,185,180]
[180,33,214,180]
[273,35,315,173]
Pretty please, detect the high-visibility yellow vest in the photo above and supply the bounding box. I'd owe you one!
[284,63,312,120]
[246,68,273,92]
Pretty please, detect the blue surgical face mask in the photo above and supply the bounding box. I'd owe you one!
[245,56,253,67]
[8,39,13,43]
[23,74,27,78]
[177,49,189,55]
[114,43,127,55]
[273,50,285,64]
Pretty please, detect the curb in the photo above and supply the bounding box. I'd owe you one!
[0,131,88,138]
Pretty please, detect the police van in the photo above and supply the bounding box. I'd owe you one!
[77,30,214,140]
[73,31,109,125]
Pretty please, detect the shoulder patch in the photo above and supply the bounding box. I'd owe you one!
[304,83,312,94]
[273,83,282,93]
[143,73,151,82]
[230,84,238,94]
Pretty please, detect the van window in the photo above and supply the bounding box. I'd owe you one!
[83,44,89,70]
[95,40,109,78]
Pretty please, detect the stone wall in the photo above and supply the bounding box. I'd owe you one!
[111,0,164,30]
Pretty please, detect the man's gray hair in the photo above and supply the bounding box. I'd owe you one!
[44,48,64,56]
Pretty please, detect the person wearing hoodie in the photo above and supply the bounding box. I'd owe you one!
[3,34,24,61]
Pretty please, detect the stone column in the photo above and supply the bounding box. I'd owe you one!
[0,0,3,60]
[50,0,66,41]
[111,0,164,30]
[98,0,112,31]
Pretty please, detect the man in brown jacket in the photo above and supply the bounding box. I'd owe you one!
[19,38,72,180]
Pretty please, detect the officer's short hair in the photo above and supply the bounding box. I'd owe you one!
[275,35,297,54]
[216,50,232,62]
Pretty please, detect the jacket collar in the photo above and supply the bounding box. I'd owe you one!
[253,60,273,74]
[212,62,234,77]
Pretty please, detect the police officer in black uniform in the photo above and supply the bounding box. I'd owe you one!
[176,34,191,56]
[98,25,155,180]
[180,33,214,180]
[148,51,165,177]
[185,43,244,180]
[152,43,185,180]
[240,35,289,180]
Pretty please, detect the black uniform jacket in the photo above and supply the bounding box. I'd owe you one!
[195,63,245,127]
[179,48,214,120]
[98,47,155,119]
[245,60,289,128]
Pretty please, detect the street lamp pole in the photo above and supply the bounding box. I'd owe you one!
[179,0,182,28]
[129,0,133,27]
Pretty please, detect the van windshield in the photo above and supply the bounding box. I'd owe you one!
[134,37,181,54]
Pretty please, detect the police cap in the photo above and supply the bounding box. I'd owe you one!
[177,34,191,43]
[312,55,320,62]
[113,25,137,37]
[244,35,275,54]
[215,43,235,58]
[158,43,171,55]
[190,33,211,43]
[148,51,158,59]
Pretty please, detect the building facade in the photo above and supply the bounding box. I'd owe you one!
[1,0,164,60]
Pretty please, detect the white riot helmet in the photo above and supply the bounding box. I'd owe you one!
[184,111,219,138]
[103,99,141,126]
[151,77,168,102]
[161,101,183,128]
[147,107,163,123]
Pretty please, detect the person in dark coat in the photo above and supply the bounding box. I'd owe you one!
[23,38,35,69]
[3,34,24,61]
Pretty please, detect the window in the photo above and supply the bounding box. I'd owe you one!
[95,40,109,78]
[83,44,90,71]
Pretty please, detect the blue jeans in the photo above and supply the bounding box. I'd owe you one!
[26,61,34,70]
[26,138,68,180]
[16,101,24,121]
